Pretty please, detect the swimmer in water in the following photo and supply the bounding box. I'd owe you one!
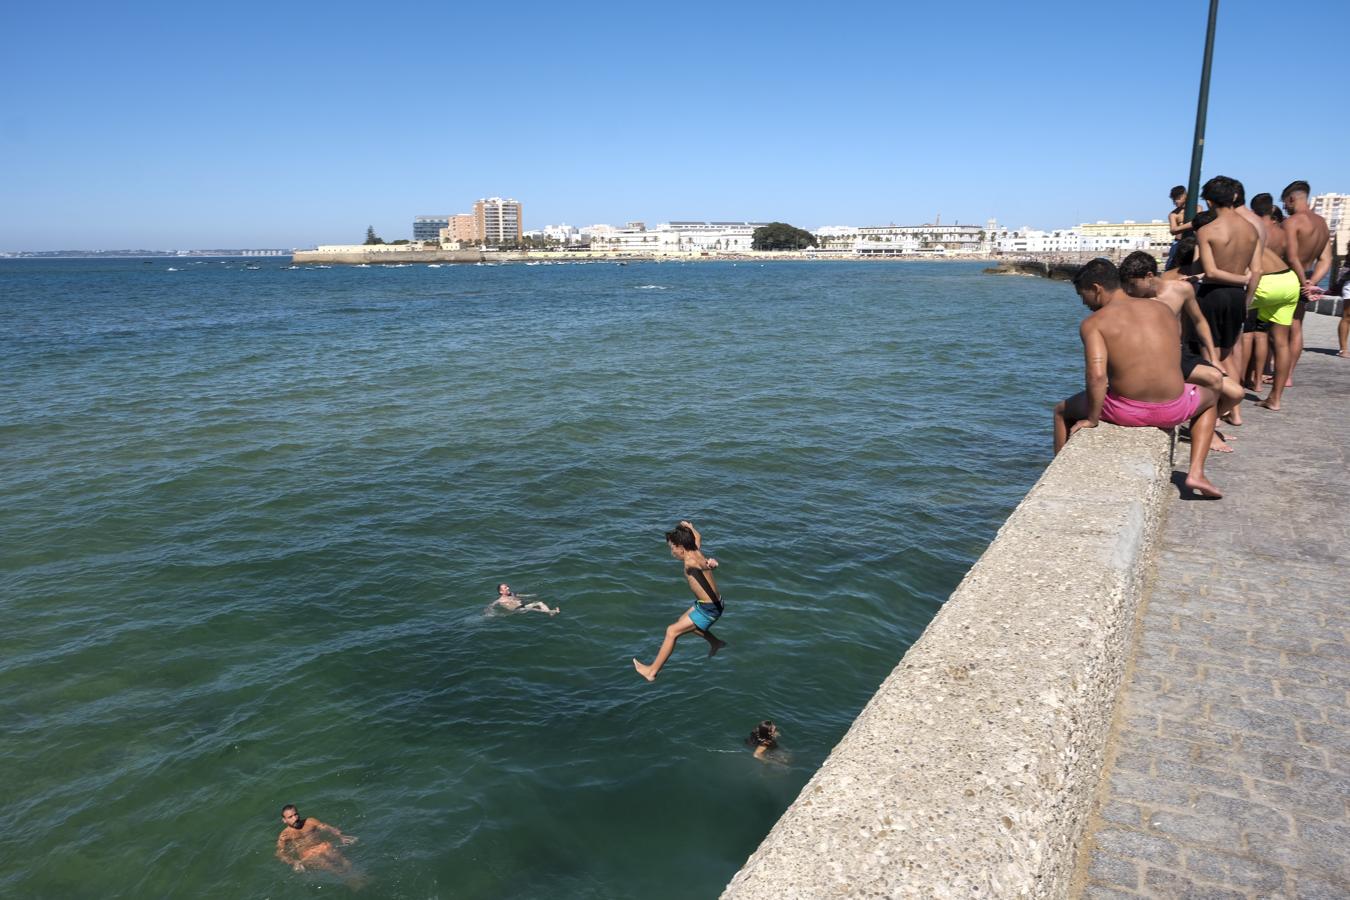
[489,583,559,616]
[747,720,781,762]
[275,804,358,877]
[633,520,726,682]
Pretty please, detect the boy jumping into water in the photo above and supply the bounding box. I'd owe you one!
[633,520,726,682]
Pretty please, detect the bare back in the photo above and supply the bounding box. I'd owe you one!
[1090,297,1185,402]
[1261,220,1289,273]
[1202,211,1259,278]
[1153,279,1194,317]
[1286,210,1329,272]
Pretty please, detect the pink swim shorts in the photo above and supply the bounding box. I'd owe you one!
[1100,386,1200,429]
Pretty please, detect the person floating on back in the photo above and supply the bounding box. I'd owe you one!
[1053,258,1223,499]
[489,583,559,616]
[275,804,359,878]
[633,520,726,682]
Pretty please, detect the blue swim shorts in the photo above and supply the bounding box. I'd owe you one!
[690,601,723,631]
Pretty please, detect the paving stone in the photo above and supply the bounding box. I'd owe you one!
[1183,846,1288,892]
[1147,809,1240,846]
[1088,852,1140,891]
[1099,800,1144,827]
[1093,829,1181,867]
[1082,887,1140,900]
[1292,873,1350,900]
[1143,866,1246,900]
[1152,759,1246,794]
[1108,770,1195,808]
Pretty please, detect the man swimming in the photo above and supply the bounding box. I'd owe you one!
[489,583,558,615]
[633,520,726,682]
[1194,176,1261,405]
[1118,251,1242,450]
[275,804,358,877]
[1054,259,1222,498]
[1273,180,1334,406]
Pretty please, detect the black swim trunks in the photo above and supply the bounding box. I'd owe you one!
[1243,306,1270,333]
[1195,283,1246,350]
[1180,348,1219,379]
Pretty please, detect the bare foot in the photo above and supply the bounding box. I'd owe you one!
[1184,473,1224,499]
[1285,378,1293,387]
[1258,398,1281,411]
[632,659,655,682]
[1338,351,1350,358]
[1220,411,1242,427]
[1262,374,1274,384]
[707,637,727,658]
[1210,436,1234,453]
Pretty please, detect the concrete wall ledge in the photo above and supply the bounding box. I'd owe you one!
[723,424,1175,899]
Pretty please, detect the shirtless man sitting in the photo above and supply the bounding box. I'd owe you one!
[276,804,358,877]
[1119,251,1243,450]
[1194,176,1261,404]
[1275,180,1334,405]
[1054,259,1222,498]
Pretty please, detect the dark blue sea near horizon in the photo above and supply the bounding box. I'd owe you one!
[1,258,1084,898]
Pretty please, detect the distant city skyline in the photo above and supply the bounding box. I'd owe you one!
[4,0,1345,251]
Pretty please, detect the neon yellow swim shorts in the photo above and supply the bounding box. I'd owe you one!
[1253,269,1301,327]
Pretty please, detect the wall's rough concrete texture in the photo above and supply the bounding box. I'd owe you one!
[723,424,1175,899]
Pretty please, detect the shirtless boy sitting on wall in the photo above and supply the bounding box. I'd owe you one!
[1054,258,1223,499]
[1118,250,1244,449]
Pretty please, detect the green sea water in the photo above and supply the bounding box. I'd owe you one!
[0,258,1084,898]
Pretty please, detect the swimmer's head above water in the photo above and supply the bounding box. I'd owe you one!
[749,720,779,748]
[498,583,513,597]
[281,804,304,830]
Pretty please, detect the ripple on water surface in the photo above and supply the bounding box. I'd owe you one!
[0,258,1083,898]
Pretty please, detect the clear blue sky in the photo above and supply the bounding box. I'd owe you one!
[3,0,1345,250]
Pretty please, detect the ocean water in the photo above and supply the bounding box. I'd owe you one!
[0,258,1084,898]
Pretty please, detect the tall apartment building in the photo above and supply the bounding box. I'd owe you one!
[1311,193,1349,255]
[413,216,451,242]
[474,198,523,245]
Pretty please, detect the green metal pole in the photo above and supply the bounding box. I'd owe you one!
[1185,0,1220,222]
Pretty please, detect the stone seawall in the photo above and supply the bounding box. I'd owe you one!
[723,425,1176,899]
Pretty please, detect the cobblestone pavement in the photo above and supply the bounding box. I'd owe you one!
[1076,312,1350,900]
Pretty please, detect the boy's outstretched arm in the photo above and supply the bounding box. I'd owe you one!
[679,519,702,548]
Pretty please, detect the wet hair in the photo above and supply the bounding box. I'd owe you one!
[498,583,511,592]
[1281,180,1310,200]
[1191,209,1218,232]
[665,525,697,551]
[1271,207,1284,223]
[1170,185,1187,202]
[1119,251,1159,282]
[1233,180,1246,206]
[1072,257,1120,292]
[748,720,778,749]
[1201,175,1241,209]
[1168,234,1198,269]
[282,804,297,816]
[1250,193,1275,217]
